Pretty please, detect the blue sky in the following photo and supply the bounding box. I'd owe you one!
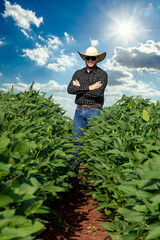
[0,0,160,118]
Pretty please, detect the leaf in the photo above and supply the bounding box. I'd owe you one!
[41,182,65,196]
[54,149,66,157]
[124,223,140,234]
[13,133,26,140]
[0,195,13,208]
[0,209,15,219]
[118,185,136,195]
[25,200,43,216]
[14,141,37,154]
[0,112,5,126]
[99,222,116,231]
[28,81,34,97]
[106,149,121,155]
[0,162,12,171]
[100,162,111,170]
[146,226,160,239]
[101,136,112,143]
[29,177,42,188]
[26,103,37,107]
[136,190,153,199]
[150,194,160,204]
[142,109,150,121]
[67,171,77,178]
[9,86,14,95]
[0,219,13,230]
[125,215,145,223]
[0,136,10,149]
[142,171,160,180]
[141,198,155,213]
[17,183,37,195]
[1,221,44,239]
[21,221,44,235]
[117,120,128,130]
[133,205,148,213]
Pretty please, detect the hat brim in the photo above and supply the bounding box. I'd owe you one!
[78,51,106,63]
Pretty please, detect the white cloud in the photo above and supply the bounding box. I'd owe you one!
[112,40,160,71]
[34,80,67,92]
[21,29,77,72]
[2,0,43,30]
[0,38,5,46]
[2,82,29,92]
[101,51,160,108]
[143,3,153,11]
[104,79,160,108]
[54,95,76,118]
[56,53,77,67]
[47,35,63,49]
[22,44,49,66]
[38,35,45,41]
[61,49,65,54]
[21,29,30,38]
[137,40,160,54]
[90,39,99,47]
[21,35,64,66]
[47,53,78,72]
[64,32,75,43]
[102,59,134,86]
[108,69,133,86]
[143,3,153,17]
[38,35,62,47]
[47,63,66,72]
[0,41,4,46]
[16,76,21,81]
[1,80,67,93]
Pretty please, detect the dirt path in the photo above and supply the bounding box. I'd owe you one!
[39,172,109,240]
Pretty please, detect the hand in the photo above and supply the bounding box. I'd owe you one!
[73,79,80,87]
[89,81,102,90]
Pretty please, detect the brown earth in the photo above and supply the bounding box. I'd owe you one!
[38,171,110,240]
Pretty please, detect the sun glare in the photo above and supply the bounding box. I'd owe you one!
[106,13,142,46]
[115,21,137,40]
[118,23,132,37]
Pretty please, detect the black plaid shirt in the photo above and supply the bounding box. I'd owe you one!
[67,66,108,105]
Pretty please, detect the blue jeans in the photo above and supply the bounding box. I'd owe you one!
[73,107,102,167]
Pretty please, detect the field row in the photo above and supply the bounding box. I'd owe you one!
[0,85,77,240]
[79,95,160,240]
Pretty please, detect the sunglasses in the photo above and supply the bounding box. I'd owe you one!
[85,56,97,61]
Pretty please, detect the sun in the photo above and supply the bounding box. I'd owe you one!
[106,14,142,45]
[118,22,134,38]
[114,20,137,40]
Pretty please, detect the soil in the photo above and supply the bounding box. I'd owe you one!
[38,170,110,240]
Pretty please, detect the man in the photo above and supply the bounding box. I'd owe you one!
[67,46,108,165]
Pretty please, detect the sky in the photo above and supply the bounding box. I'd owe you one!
[0,0,160,118]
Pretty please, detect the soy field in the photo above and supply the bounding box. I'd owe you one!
[0,83,77,240]
[0,85,160,240]
[80,95,160,240]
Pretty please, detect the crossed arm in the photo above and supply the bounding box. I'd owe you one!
[73,79,102,90]
[67,71,107,97]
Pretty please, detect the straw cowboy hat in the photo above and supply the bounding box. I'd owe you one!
[78,47,106,63]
